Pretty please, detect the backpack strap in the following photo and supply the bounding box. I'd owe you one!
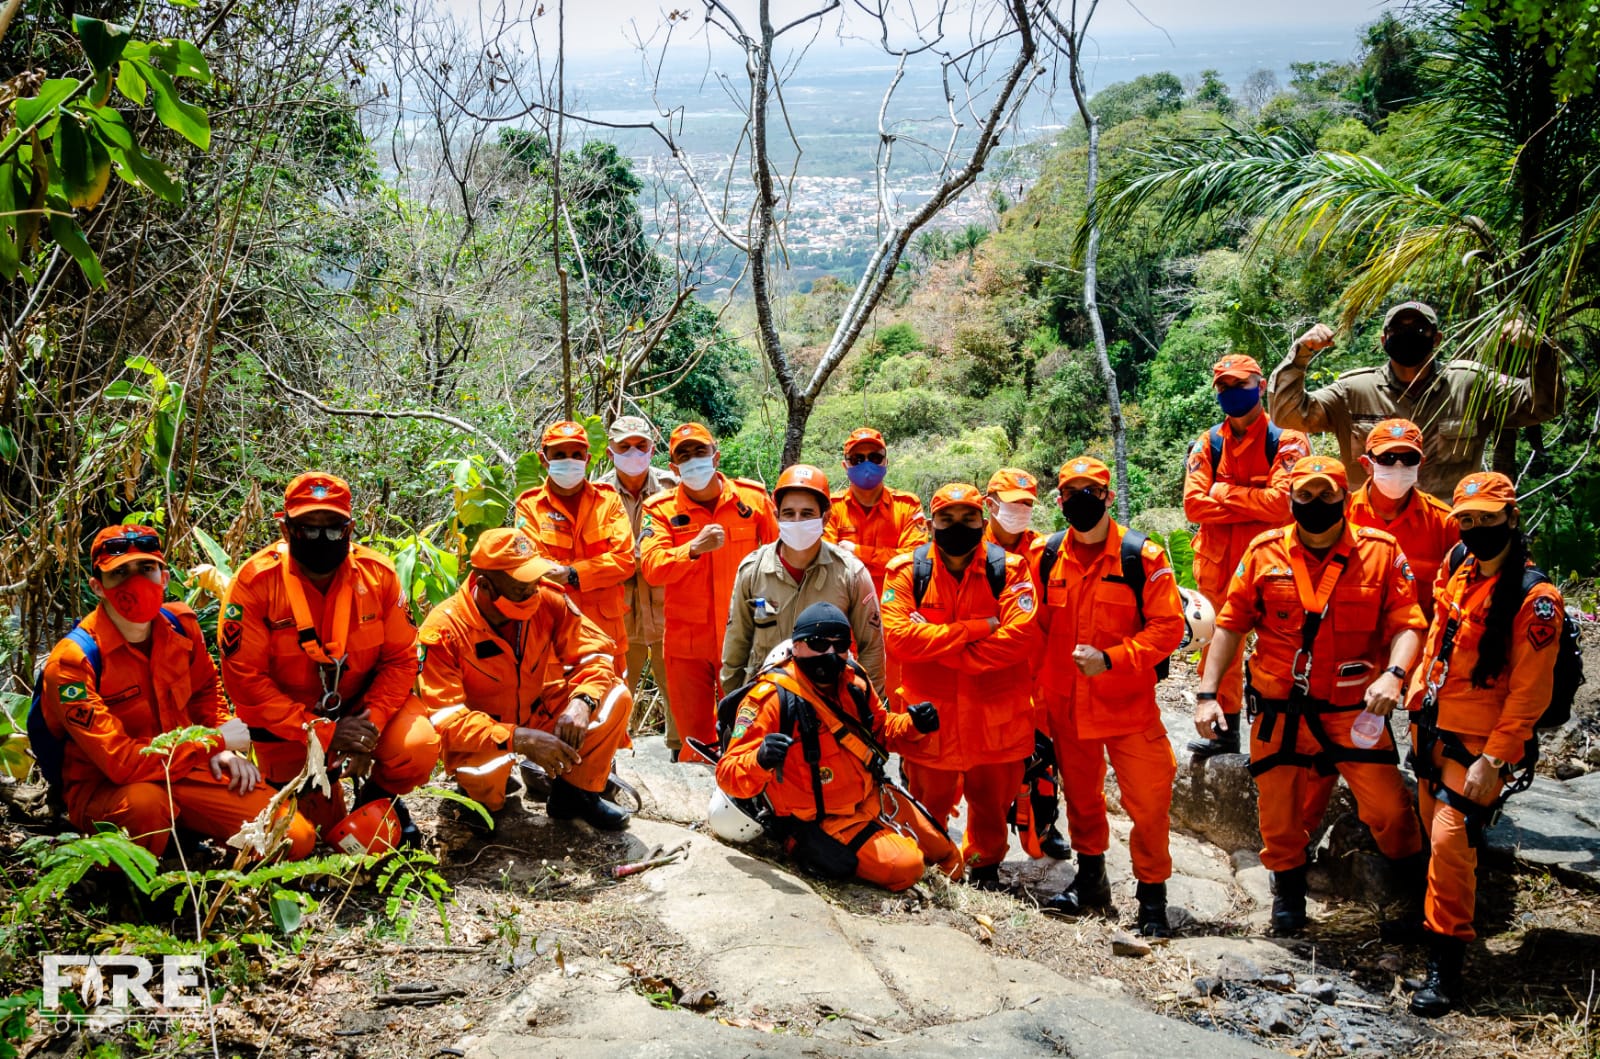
[1208,422,1282,473]
[984,543,1007,600]
[1115,529,1149,627]
[911,543,933,609]
[1038,531,1066,607]
[776,685,828,820]
[1447,542,1468,575]
[1264,422,1283,463]
[1207,425,1225,474]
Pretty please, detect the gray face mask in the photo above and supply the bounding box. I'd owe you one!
[795,650,845,687]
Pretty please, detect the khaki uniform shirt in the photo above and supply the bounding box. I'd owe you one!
[596,464,678,646]
[1266,348,1565,497]
[719,541,885,697]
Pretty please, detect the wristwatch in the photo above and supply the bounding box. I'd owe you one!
[1384,664,1408,680]
[1101,651,1113,671]
[565,566,581,588]
[1482,753,1506,770]
[572,693,599,713]
[1196,692,1218,701]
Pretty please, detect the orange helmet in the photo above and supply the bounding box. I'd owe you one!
[326,800,402,855]
[773,464,831,508]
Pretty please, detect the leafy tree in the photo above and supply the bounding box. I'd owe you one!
[1192,70,1236,116]
[1090,72,1184,128]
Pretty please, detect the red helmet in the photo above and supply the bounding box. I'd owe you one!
[326,800,402,855]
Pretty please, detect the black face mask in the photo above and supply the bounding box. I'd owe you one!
[1459,521,1514,562]
[1291,497,1345,535]
[288,535,351,575]
[1061,491,1107,533]
[1383,329,1435,368]
[933,521,984,557]
[795,651,845,688]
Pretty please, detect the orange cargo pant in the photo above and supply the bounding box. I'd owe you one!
[1250,707,1422,872]
[1197,578,1244,724]
[1051,719,1177,884]
[254,694,441,800]
[1415,730,1503,942]
[445,684,634,811]
[802,789,962,891]
[67,772,317,860]
[902,758,1025,870]
[663,654,720,762]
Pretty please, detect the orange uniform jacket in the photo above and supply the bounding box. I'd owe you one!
[1183,416,1309,595]
[39,603,225,794]
[221,543,416,743]
[1405,557,1564,765]
[1348,483,1456,623]
[513,480,636,650]
[824,488,928,591]
[1037,526,1186,740]
[880,548,1042,771]
[415,580,620,752]
[717,666,925,829]
[638,475,778,662]
[1218,524,1425,706]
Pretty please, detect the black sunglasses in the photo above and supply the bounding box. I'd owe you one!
[92,532,162,562]
[1372,451,1422,467]
[1060,485,1108,499]
[799,634,851,655]
[846,452,886,466]
[288,520,354,541]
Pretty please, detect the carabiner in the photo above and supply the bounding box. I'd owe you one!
[1290,649,1313,694]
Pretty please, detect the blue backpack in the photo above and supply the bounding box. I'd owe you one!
[27,608,186,795]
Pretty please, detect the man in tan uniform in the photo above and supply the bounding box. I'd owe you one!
[595,415,680,751]
[1267,301,1565,496]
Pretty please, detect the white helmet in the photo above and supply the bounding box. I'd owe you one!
[1177,587,1216,652]
[708,788,764,843]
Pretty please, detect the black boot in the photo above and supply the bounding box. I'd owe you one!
[1271,864,1309,935]
[1043,853,1113,917]
[1136,881,1170,938]
[547,778,632,831]
[966,863,1003,891]
[1186,718,1241,759]
[1040,826,1071,861]
[1410,932,1465,1018]
[354,781,423,848]
[1379,851,1430,945]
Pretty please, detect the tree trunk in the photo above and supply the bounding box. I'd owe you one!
[781,393,812,468]
[1082,113,1129,520]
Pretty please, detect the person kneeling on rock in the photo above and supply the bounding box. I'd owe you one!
[714,602,962,891]
[417,528,633,831]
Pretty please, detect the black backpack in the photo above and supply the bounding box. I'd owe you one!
[1446,543,1584,730]
[911,542,1007,605]
[1038,528,1169,680]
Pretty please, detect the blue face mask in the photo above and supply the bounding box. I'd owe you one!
[1217,385,1261,418]
[846,461,887,490]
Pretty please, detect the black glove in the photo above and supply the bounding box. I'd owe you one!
[756,732,794,771]
[908,701,939,734]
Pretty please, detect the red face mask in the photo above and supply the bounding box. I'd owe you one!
[104,572,166,624]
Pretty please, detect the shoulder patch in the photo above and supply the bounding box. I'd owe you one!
[59,681,89,704]
[219,620,243,656]
[1016,593,1035,612]
[418,625,445,646]
[885,553,915,572]
[1531,596,1558,622]
[1140,540,1164,561]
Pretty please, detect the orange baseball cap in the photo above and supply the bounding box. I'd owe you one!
[1057,456,1112,490]
[1212,354,1263,383]
[89,524,166,573]
[470,527,555,582]
[844,427,886,455]
[1450,472,1517,518]
[1289,456,1348,493]
[930,482,983,514]
[284,472,352,520]
[774,463,830,504]
[669,422,715,457]
[1366,418,1424,456]
[541,420,590,449]
[986,468,1038,503]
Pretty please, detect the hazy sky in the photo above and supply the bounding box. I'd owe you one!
[443,0,1400,58]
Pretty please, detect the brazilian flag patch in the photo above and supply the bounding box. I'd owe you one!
[883,588,896,602]
[224,602,244,620]
[60,681,88,703]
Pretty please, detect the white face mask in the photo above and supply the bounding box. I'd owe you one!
[610,447,652,477]
[992,500,1033,535]
[677,455,717,491]
[778,518,825,551]
[546,459,588,489]
[1370,462,1418,501]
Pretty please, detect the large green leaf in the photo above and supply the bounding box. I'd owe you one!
[115,60,147,105]
[148,39,211,83]
[0,161,19,279]
[72,16,133,74]
[105,139,180,201]
[129,59,209,150]
[47,209,105,288]
[269,891,305,935]
[13,79,80,129]
[0,425,17,462]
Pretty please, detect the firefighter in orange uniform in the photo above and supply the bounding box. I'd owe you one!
[1195,456,1425,935]
[1035,458,1186,934]
[1405,473,1565,1017]
[221,473,439,841]
[417,528,632,830]
[638,422,778,760]
[1348,419,1457,624]
[983,467,1045,580]
[880,483,1041,888]
[716,602,961,890]
[514,420,636,666]
[1184,354,1310,757]
[38,526,316,859]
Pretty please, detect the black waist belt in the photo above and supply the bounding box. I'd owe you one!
[1247,688,1398,776]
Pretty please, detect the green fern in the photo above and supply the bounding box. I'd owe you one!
[15,829,159,913]
[375,848,455,942]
